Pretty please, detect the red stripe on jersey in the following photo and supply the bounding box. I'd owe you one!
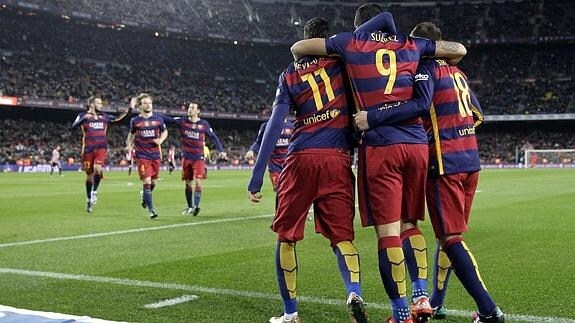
[433,88,460,106]
[359,87,413,109]
[347,61,419,79]
[430,136,478,156]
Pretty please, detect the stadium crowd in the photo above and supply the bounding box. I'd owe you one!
[1,117,574,167]
[1,2,574,115]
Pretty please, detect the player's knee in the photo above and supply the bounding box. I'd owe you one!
[441,234,463,248]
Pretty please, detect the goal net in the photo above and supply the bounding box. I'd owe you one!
[524,149,575,168]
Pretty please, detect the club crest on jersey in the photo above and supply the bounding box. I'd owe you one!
[144,121,150,127]
[283,128,292,135]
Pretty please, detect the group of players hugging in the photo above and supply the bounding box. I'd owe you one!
[246,4,504,323]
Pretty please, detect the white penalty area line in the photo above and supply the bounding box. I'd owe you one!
[0,214,274,249]
[143,295,198,309]
[0,268,572,323]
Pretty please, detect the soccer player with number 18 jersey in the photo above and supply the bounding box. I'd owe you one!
[248,18,368,323]
[291,4,467,323]
[360,22,505,323]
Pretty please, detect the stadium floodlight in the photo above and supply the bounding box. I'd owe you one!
[524,149,575,168]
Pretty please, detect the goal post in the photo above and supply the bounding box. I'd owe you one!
[524,149,575,168]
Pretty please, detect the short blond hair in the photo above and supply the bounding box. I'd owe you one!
[136,93,152,107]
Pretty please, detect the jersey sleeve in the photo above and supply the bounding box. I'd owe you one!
[470,91,484,127]
[355,12,397,34]
[70,113,85,130]
[367,60,436,127]
[248,74,292,193]
[204,120,224,152]
[250,122,267,153]
[129,118,136,134]
[412,36,437,57]
[325,32,353,57]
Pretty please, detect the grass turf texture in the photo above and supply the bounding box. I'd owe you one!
[0,169,574,322]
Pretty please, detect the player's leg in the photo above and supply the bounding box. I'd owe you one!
[268,171,280,192]
[358,145,411,323]
[82,155,94,212]
[191,159,206,216]
[169,161,174,175]
[128,159,133,176]
[269,154,314,323]
[50,162,55,176]
[400,144,431,322]
[428,172,503,321]
[138,160,157,218]
[429,240,451,319]
[91,164,103,204]
[313,150,367,322]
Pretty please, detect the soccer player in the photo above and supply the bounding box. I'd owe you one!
[167,145,177,175]
[354,22,505,323]
[125,93,167,219]
[244,119,294,191]
[163,103,226,216]
[70,95,132,212]
[126,147,135,176]
[49,145,62,176]
[290,4,467,323]
[248,18,367,323]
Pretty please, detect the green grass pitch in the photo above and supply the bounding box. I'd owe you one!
[0,169,574,322]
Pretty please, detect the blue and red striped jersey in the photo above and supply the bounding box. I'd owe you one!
[418,59,484,175]
[326,31,436,146]
[247,56,354,193]
[71,112,116,154]
[129,115,166,160]
[274,56,353,153]
[250,120,294,173]
[167,117,223,161]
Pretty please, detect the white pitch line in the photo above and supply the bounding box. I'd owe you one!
[0,268,572,323]
[143,295,198,309]
[0,214,274,249]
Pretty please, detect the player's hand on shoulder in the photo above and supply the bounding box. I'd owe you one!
[248,191,263,203]
[353,111,370,131]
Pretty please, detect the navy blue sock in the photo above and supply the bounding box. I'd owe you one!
[194,188,202,208]
[444,238,496,315]
[185,187,193,207]
[85,181,93,199]
[143,184,154,210]
[333,241,362,297]
[93,174,101,191]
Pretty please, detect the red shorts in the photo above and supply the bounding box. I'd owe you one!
[269,171,280,192]
[426,171,479,239]
[82,149,107,174]
[272,149,356,244]
[137,159,161,180]
[182,159,206,181]
[358,143,427,226]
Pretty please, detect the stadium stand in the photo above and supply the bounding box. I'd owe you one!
[0,0,573,168]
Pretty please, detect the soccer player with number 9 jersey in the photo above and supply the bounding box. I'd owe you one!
[291,4,467,323]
